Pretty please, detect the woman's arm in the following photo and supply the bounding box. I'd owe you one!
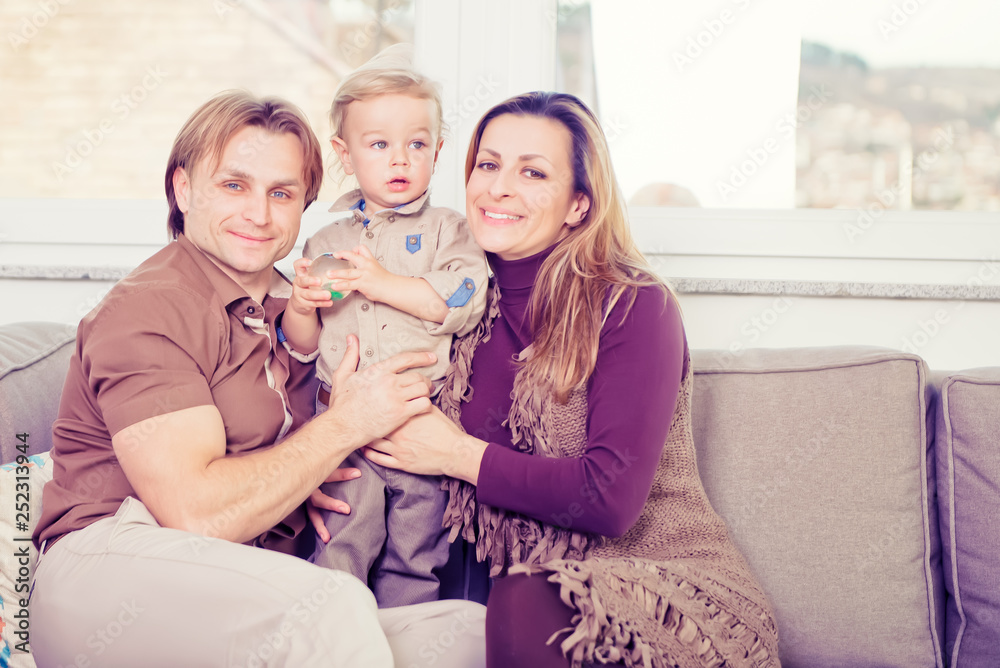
[364,408,489,483]
[474,286,685,537]
[365,285,686,538]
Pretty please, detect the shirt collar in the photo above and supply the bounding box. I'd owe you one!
[175,233,290,311]
[328,188,430,224]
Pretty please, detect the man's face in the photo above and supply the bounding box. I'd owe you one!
[173,126,307,293]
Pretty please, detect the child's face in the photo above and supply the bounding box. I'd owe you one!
[333,94,442,210]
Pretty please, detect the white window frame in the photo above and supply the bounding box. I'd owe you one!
[2,0,999,299]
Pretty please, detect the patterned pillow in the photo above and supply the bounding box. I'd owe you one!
[0,450,52,668]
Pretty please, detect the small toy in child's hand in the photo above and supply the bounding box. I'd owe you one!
[308,252,353,300]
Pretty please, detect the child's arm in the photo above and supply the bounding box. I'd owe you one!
[329,246,449,324]
[283,257,335,354]
[416,213,489,337]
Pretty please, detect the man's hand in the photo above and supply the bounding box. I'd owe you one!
[306,466,362,544]
[320,334,435,446]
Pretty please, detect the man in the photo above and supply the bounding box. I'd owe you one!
[31,91,485,667]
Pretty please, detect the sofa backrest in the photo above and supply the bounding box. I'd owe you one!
[0,321,76,465]
[935,368,1000,668]
[691,346,944,668]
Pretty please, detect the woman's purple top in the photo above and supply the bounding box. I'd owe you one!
[460,246,687,537]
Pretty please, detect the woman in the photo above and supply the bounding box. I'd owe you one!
[362,92,780,667]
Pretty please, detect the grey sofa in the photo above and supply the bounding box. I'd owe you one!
[1,321,997,668]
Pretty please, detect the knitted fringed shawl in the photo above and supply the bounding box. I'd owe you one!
[438,280,781,668]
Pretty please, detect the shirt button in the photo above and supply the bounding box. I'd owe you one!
[378,256,384,262]
[332,345,337,351]
[365,347,374,357]
[247,306,255,314]
[361,303,370,312]
[388,214,396,223]
[464,281,473,289]
[366,230,374,239]
[409,236,417,244]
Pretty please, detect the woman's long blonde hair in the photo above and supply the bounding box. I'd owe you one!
[465,92,673,402]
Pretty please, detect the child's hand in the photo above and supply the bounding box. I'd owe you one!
[328,246,395,303]
[289,257,336,315]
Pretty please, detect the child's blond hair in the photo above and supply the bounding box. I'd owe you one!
[329,43,446,141]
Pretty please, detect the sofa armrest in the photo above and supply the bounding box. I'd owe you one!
[0,321,76,464]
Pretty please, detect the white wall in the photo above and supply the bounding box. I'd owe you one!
[3,0,999,373]
[3,198,1000,371]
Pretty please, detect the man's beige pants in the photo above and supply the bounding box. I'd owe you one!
[30,497,485,667]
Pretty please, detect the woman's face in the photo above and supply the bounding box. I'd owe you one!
[466,113,589,261]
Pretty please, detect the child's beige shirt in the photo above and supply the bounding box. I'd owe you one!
[300,189,488,389]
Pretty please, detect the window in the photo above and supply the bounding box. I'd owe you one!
[556,0,1000,211]
[1,0,414,202]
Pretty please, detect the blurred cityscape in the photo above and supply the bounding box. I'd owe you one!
[795,42,1000,211]
[5,0,999,213]
[0,0,413,202]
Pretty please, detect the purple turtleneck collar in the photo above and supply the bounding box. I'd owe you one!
[487,244,558,293]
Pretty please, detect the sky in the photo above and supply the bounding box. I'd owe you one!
[800,0,1000,69]
[586,0,1000,207]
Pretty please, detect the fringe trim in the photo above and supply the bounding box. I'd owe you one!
[511,559,779,668]
[438,279,598,576]
[439,281,501,546]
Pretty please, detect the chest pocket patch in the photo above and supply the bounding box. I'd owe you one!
[405,234,422,254]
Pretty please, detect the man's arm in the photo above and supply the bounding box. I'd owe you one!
[112,337,434,543]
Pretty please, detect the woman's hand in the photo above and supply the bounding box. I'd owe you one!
[306,465,362,544]
[363,408,488,485]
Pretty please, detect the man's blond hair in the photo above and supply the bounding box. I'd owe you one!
[329,44,445,143]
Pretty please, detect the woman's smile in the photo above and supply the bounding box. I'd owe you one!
[466,113,589,260]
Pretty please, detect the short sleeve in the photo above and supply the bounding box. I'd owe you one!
[82,283,220,437]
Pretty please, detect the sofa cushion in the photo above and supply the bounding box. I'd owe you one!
[935,369,1000,668]
[691,346,944,668]
[0,322,76,465]
[0,450,53,668]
